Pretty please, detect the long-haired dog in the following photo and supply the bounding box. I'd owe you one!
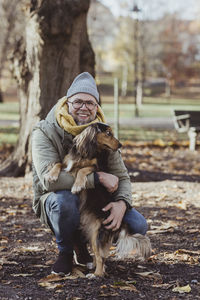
[46,122,151,277]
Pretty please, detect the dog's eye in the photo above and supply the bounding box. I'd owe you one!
[106,130,112,136]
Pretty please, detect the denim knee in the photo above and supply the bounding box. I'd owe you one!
[45,190,80,252]
[46,190,79,215]
[51,191,79,216]
[123,208,148,235]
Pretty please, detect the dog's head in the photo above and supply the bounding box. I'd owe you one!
[73,122,122,158]
[95,123,122,151]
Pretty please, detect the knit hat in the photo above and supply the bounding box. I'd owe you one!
[66,72,99,102]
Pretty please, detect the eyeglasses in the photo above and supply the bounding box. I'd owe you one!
[68,99,97,110]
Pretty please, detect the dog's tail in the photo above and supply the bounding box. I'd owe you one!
[114,229,152,260]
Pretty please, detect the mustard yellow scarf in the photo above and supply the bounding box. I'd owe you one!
[55,96,106,136]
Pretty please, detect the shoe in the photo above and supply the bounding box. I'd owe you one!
[51,252,73,276]
[74,243,94,270]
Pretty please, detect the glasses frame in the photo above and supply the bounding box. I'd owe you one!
[67,99,98,111]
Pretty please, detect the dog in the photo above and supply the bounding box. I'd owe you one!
[46,122,151,277]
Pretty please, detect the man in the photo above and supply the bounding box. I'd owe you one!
[32,72,148,275]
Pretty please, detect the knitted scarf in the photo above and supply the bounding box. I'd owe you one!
[55,96,106,136]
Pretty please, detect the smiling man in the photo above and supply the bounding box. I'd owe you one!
[67,93,98,125]
[32,72,148,276]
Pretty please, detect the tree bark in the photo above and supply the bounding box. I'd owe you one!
[0,0,95,176]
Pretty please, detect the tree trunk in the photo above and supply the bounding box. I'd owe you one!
[0,0,95,176]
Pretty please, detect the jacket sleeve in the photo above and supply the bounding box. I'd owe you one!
[32,127,75,192]
[107,150,133,208]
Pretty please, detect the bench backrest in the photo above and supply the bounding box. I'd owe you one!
[173,110,200,132]
[174,110,200,127]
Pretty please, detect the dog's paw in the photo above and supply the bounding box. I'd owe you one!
[86,273,97,279]
[71,184,85,194]
[44,173,58,183]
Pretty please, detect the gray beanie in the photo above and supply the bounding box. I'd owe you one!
[66,72,99,102]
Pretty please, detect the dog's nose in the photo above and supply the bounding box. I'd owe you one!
[118,142,122,148]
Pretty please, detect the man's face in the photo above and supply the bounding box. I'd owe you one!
[67,93,98,125]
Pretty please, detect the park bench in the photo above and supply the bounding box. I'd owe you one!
[172,110,200,151]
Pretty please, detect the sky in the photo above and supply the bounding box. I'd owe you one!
[99,0,199,20]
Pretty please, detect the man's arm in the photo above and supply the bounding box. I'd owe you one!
[96,171,119,193]
[96,171,127,231]
[32,128,75,191]
[95,150,133,231]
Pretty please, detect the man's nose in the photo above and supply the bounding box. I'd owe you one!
[80,103,88,110]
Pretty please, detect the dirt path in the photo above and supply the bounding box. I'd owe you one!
[1,143,200,299]
[0,172,200,299]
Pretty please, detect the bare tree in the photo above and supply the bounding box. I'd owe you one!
[0,0,95,176]
[0,0,24,102]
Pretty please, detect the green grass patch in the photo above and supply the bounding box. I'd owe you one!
[102,95,200,106]
[0,126,19,145]
[0,102,20,120]
[102,102,200,118]
[118,127,188,142]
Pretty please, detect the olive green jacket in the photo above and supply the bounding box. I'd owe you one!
[32,103,132,227]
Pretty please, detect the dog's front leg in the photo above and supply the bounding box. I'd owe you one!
[71,166,95,194]
[90,228,105,277]
[44,163,62,183]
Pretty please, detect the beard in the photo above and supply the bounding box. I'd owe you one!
[73,115,95,125]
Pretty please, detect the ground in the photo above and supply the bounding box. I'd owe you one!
[0,143,200,300]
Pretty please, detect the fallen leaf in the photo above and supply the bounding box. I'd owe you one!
[111,280,138,292]
[39,273,68,284]
[99,292,119,297]
[117,265,126,271]
[16,246,45,252]
[39,282,63,290]
[70,267,85,278]
[100,285,107,289]
[38,273,67,289]
[135,271,153,277]
[152,283,173,289]
[11,273,33,277]
[186,229,199,234]
[149,251,199,264]
[0,216,8,221]
[153,139,166,147]
[38,267,85,289]
[113,281,126,286]
[172,284,191,294]
[0,258,18,265]
[135,271,162,283]
[118,285,138,292]
[176,249,200,255]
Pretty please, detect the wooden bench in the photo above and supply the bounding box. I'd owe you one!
[172,110,200,151]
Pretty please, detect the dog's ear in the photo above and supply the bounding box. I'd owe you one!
[95,122,110,132]
[74,125,98,158]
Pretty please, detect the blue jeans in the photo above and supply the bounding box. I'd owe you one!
[45,190,148,253]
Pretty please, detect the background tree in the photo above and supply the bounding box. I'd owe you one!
[0,0,95,176]
[0,0,24,102]
[87,0,117,72]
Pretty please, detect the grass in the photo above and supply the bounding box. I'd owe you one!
[0,102,19,120]
[101,95,200,118]
[0,103,20,145]
[0,97,200,145]
[102,103,200,118]
[0,126,19,145]
[118,127,188,142]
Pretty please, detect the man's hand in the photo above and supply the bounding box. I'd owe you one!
[102,200,127,231]
[96,171,119,193]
